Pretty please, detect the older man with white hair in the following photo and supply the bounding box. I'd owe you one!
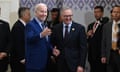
[25,3,52,72]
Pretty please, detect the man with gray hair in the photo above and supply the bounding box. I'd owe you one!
[52,7,87,72]
[25,3,52,72]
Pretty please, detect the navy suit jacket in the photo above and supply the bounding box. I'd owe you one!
[25,18,52,70]
[51,22,87,71]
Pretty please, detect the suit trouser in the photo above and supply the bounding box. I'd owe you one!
[57,56,74,72]
[0,57,8,72]
[107,50,120,72]
[89,60,106,72]
[46,56,57,72]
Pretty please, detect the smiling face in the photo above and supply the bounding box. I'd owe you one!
[61,9,73,25]
[35,3,48,22]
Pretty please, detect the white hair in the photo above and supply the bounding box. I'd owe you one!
[34,3,47,13]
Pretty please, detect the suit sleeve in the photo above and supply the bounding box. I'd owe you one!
[50,26,57,47]
[0,22,10,53]
[25,23,42,43]
[79,26,87,68]
[101,24,107,57]
[11,25,25,60]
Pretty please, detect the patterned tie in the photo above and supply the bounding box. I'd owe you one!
[93,22,98,33]
[112,23,118,50]
[41,23,45,30]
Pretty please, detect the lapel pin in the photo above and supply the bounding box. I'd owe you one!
[72,28,75,31]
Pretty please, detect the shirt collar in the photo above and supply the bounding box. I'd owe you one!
[19,19,26,26]
[113,20,120,24]
[63,21,72,28]
[35,17,42,23]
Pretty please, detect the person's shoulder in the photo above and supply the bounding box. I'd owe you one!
[102,21,112,30]
[73,21,85,28]
[53,22,62,28]
[88,21,95,26]
[0,19,9,25]
[104,21,112,26]
[26,19,35,26]
[12,20,24,28]
[101,17,109,24]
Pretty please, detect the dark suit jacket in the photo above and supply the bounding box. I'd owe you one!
[87,17,109,62]
[51,22,87,71]
[0,19,10,72]
[101,21,120,63]
[0,19,10,53]
[10,20,25,62]
[25,18,52,70]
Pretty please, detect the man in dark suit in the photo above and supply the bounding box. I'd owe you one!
[10,7,31,72]
[87,6,109,72]
[0,19,10,72]
[52,7,87,72]
[25,3,52,72]
[101,5,120,72]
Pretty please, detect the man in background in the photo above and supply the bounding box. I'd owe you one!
[87,6,109,72]
[47,8,60,29]
[101,5,120,72]
[10,7,31,72]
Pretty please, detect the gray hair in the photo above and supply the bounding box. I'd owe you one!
[34,3,47,13]
[60,7,72,15]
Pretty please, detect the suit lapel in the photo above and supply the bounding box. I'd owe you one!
[18,20,25,29]
[33,18,43,32]
[59,24,64,42]
[109,21,113,47]
[64,23,75,45]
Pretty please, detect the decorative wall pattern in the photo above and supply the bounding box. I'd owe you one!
[20,0,120,26]
[20,0,120,10]
[20,0,57,10]
[63,0,120,10]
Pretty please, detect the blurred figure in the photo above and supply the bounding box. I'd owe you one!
[0,20,10,72]
[47,8,61,72]
[10,7,31,72]
[25,3,52,72]
[51,7,87,72]
[0,8,10,72]
[101,5,120,72]
[47,8,60,29]
[87,6,109,72]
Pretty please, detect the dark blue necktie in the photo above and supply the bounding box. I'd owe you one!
[64,25,68,39]
[41,23,45,29]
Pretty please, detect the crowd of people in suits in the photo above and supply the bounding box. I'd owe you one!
[0,2,120,72]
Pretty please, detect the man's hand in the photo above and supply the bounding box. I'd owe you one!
[87,30,93,37]
[0,52,7,60]
[41,27,52,37]
[20,59,25,64]
[101,57,107,64]
[77,66,84,72]
[53,46,60,57]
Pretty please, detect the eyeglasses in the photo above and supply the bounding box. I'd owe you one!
[63,15,73,18]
